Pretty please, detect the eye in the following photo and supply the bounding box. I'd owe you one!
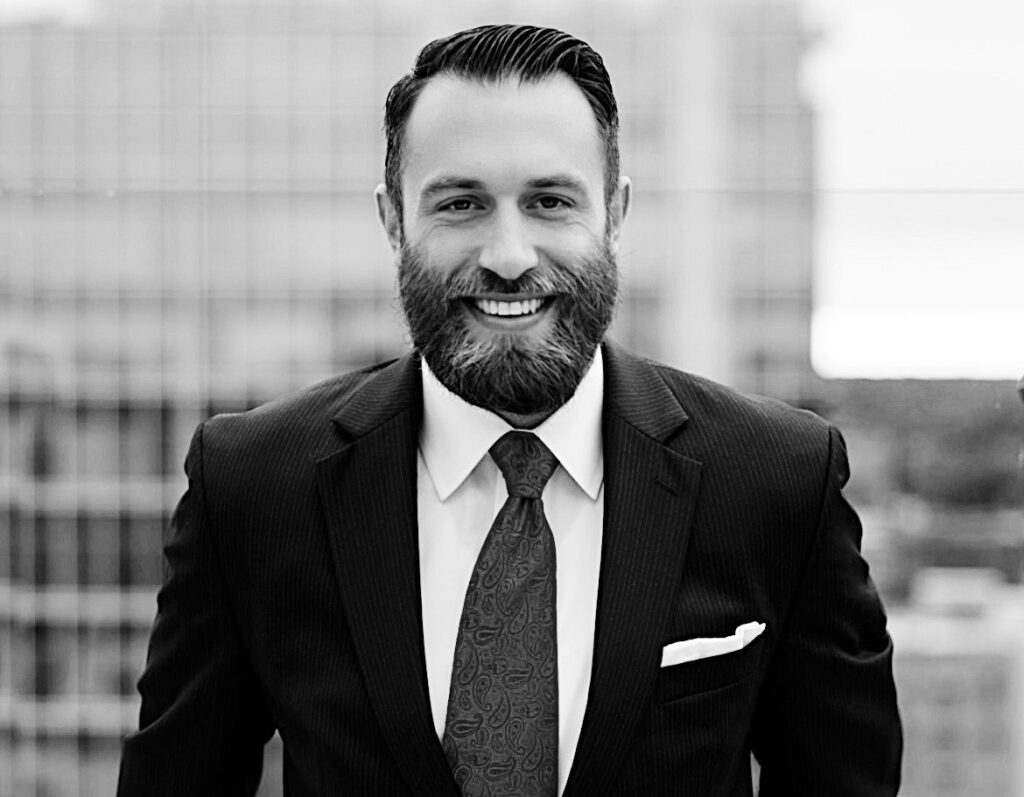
[438,197,481,213]
[535,195,571,211]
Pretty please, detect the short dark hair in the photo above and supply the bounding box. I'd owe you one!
[383,24,620,226]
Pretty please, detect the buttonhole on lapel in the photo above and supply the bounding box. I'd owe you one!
[655,477,679,496]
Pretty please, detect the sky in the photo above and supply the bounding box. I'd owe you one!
[802,0,1024,379]
[0,0,95,25]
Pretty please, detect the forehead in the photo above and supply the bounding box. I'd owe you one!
[401,74,605,195]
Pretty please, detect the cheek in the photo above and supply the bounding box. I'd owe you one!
[414,233,475,274]
[534,223,604,260]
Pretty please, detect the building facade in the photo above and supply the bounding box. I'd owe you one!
[890,569,1024,796]
[0,1,816,793]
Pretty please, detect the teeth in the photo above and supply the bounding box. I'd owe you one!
[474,298,545,317]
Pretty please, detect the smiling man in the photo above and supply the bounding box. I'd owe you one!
[382,68,626,429]
[118,24,902,797]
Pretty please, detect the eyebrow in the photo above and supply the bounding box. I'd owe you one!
[525,174,589,194]
[419,177,485,201]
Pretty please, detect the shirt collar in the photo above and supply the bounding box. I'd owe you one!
[420,349,605,501]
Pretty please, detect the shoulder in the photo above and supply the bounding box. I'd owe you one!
[639,356,837,476]
[198,358,404,463]
[655,362,827,437]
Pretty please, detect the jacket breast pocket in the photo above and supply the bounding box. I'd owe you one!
[652,634,765,704]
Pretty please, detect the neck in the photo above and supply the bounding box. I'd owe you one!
[492,407,554,430]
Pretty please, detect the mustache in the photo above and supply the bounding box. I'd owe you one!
[448,270,563,296]
[401,247,577,300]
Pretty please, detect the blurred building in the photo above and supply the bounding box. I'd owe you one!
[890,568,1024,796]
[823,377,1024,607]
[0,0,816,793]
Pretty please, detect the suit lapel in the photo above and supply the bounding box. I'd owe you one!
[565,343,703,797]
[315,354,458,797]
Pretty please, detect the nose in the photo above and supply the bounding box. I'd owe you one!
[477,204,539,281]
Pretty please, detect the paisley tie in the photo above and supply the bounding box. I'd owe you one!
[442,431,560,797]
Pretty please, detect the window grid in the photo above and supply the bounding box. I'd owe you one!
[1,2,818,793]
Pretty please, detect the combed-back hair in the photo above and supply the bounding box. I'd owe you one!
[383,24,620,225]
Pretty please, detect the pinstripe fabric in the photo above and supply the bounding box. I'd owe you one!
[118,342,901,796]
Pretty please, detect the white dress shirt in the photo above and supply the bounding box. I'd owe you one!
[417,351,605,796]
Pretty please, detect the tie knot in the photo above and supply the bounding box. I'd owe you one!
[489,431,559,499]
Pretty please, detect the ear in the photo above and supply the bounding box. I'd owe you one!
[374,184,403,254]
[606,176,632,254]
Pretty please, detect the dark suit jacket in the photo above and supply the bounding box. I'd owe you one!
[118,342,902,796]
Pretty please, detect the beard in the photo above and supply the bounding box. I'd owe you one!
[397,239,619,417]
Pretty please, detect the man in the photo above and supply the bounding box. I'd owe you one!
[118,24,902,796]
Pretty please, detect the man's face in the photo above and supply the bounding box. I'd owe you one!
[376,74,630,420]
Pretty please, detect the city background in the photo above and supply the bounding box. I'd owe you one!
[1,0,1021,794]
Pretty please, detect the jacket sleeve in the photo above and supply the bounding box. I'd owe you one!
[750,425,903,795]
[118,421,276,796]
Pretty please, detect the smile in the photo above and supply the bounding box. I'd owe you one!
[472,298,548,318]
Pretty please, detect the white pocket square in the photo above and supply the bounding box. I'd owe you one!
[660,621,766,667]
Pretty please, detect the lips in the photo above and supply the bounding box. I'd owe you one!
[472,297,548,318]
